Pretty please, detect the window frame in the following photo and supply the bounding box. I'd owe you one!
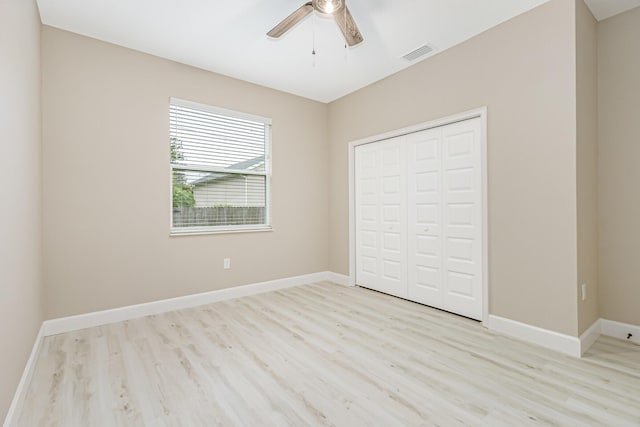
[169,97,273,236]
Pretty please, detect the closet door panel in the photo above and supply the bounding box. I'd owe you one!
[355,138,407,298]
[407,128,444,306]
[355,143,380,290]
[378,139,408,297]
[442,118,483,320]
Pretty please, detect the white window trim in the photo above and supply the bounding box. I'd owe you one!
[169,97,273,236]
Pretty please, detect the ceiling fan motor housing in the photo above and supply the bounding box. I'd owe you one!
[313,0,345,16]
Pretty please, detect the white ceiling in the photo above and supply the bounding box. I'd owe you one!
[584,0,640,21]
[37,0,556,103]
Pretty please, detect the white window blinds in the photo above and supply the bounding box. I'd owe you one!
[170,98,272,233]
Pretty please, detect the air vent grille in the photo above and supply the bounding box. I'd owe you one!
[403,44,434,61]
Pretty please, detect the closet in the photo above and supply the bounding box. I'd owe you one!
[354,117,484,320]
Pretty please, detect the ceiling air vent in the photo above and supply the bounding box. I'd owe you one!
[402,44,434,61]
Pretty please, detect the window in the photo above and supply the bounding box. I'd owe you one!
[169,98,272,234]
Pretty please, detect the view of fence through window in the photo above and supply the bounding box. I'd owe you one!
[170,99,271,231]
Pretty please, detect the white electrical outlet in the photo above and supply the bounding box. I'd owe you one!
[224,258,231,269]
[581,283,587,301]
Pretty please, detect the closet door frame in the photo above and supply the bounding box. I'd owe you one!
[348,107,489,326]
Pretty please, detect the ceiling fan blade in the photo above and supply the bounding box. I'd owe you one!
[267,2,314,39]
[333,6,364,46]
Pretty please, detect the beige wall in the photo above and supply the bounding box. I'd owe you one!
[41,27,329,318]
[0,0,43,420]
[576,0,599,334]
[328,0,580,335]
[598,6,640,326]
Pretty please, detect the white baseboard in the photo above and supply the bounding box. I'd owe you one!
[3,324,45,427]
[487,315,581,357]
[600,319,640,344]
[326,272,352,287]
[43,271,335,337]
[579,319,601,355]
[488,316,640,357]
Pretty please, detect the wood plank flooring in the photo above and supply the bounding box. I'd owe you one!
[17,282,640,426]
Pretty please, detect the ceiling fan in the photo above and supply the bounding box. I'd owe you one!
[267,0,364,47]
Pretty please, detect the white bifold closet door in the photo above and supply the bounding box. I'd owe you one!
[355,138,408,298]
[355,117,483,320]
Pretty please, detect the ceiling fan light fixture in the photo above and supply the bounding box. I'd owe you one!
[313,0,344,15]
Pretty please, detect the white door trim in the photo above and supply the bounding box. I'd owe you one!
[348,107,489,325]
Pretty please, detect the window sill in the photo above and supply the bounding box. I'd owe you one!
[170,225,273,237]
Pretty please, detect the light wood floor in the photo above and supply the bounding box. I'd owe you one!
[18,282,640,426]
